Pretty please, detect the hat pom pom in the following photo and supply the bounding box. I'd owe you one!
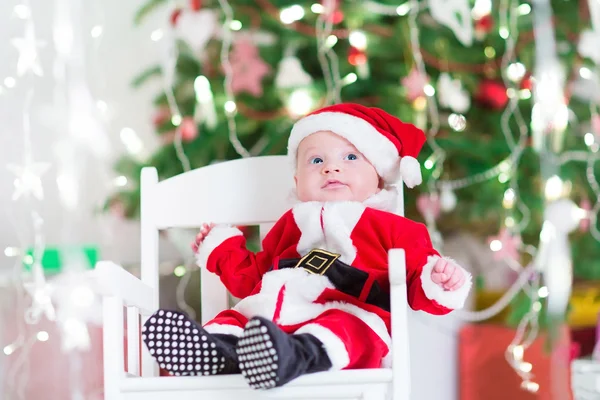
[400,156,422,188]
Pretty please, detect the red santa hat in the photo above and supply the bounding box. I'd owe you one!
[287,103,427,188]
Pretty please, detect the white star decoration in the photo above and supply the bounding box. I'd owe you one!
[24,279,56,323]
[7,158,51,201]
[11,21,45,77]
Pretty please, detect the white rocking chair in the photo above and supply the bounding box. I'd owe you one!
[94,155,412,400]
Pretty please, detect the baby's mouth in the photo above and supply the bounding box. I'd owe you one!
[322,179,346,189]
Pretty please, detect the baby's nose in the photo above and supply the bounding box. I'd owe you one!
[322,163,341,174]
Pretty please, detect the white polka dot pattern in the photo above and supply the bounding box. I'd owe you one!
[236,318,281,390]
[142,310,226,376]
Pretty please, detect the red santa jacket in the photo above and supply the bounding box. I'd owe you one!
[195,200,472,337]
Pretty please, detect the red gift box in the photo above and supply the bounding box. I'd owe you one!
[459,324,572,400]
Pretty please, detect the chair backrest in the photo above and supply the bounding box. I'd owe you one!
[139,155,404,323]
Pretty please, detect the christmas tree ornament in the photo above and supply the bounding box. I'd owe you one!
[439,185,457,212]
[179,117,199,142]
[11,20,45,77]
[535,199,582,318]
[190,0,202,11]
[170,8,183,25]
[152,106,171,127]
[8,158,51,201]
[577,29,600,64]
[475,80,509,110]
[437,73,470,113]
[487,227,521,262]
[174,9,217,53]
[401,68,428,102]
[429,0,473,47]
[579,197,592,232]
[416,193,441,221]
[275,56,312,89]
[321,0,344,24]
[592,114,600,136]
[474,14,494,41]
[347,46,367,66]
[229,38,271,97]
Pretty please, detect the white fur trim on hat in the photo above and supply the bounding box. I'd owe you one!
[400,156,422,188]
[288,111,400,183]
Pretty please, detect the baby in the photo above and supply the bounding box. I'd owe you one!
[142,103,471,389]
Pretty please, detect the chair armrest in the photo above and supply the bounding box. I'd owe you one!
[388,248,406,286]
[93,261,156,313]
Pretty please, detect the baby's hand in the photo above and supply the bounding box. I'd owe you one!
[430,258,465,291]
[191,223,215,253]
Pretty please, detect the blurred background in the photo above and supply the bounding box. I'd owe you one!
[0,0,599,399]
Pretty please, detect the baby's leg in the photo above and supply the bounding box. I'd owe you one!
[235,309,389,389]
[142,309,247,376]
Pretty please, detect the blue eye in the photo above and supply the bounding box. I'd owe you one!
[310,157,323,164]
[344,153,358,161]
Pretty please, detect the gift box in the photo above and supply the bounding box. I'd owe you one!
[459,324,572,400]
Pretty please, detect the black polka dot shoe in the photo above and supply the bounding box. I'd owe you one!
[235,316,332,390]
[142,310,239,376]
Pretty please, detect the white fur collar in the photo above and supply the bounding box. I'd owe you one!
[288,187,399,213]
[363,187,400,213]
[292,201,364,264]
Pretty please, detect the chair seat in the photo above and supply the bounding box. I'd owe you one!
[121,369,393,394]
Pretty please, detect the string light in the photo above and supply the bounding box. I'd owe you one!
[90,25,103,38]
[229,20,242,30]
[280,5,305,24]
[287,89,314,116]
[396,3,411,16]
[4,77,16,88]
[36,331,49,342]
[150,29,163,41]
[349,30,367,50]
[311,3,324,13]
[517,3,532,15]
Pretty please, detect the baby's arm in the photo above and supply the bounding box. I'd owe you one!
[193,211,294,299]
[396,223,472,314]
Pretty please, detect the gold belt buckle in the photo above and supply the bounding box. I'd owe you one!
[295,249,340,275]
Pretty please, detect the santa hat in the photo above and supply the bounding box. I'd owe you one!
[287,103,426,188]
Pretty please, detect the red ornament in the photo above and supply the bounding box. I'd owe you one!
[348,46,367,66]
[321,0,344,24]
[152,107,171,127]
[476,80,509,110]
[520,75,532,90]
[474,14,494,40]
[170,8,182,25]
[180,117,198,142]
[190,0,202,11]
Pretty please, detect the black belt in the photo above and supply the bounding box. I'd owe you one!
[274,249,390,312]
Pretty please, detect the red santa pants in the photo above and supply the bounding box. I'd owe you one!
[204,308,389,370]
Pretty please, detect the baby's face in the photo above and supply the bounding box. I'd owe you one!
[294,130,381,203]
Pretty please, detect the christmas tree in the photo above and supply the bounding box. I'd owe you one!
[110,1,600,304]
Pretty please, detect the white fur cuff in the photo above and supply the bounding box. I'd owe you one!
[195,225,243,269]
[294,323,350,370]
[204,323,244,337]
[420,255,472,310]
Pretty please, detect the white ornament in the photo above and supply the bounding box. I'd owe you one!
[437,73,471,113]
[275,56,313,89]
[535,199,581,317]
[428,0,474,47]
[440,185,457,212]
[11,21,45,77]
[7,158,51,201]
[577,29,600,64]
[176,10,217,53]
[159,29,178,88]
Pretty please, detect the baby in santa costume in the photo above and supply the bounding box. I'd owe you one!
[142,103,472,389]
